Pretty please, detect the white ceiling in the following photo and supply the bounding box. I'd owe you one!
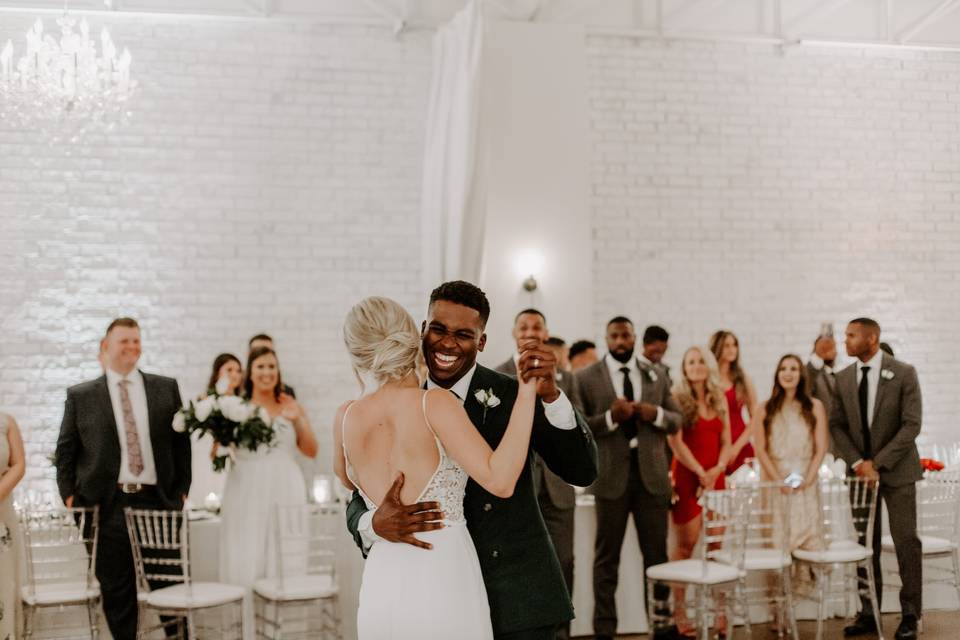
[1,0,960,48]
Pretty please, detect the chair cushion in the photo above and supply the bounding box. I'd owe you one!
[146,582,245,609]
[716,549,792,571]
[253,574,338,601]
[793,540,870,563]
[21,582,100,606]
[881,534,955,554]
[646,559,741,585]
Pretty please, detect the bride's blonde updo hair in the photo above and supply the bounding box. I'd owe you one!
[343,296,421,389]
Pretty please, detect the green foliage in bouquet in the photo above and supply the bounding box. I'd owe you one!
[173,394,275,472]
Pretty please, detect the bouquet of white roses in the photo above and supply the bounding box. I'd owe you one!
[173,394,275,472]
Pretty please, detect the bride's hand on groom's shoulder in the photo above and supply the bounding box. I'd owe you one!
[517,341,559,402]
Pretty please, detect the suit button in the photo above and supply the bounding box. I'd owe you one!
[491,550,499,558]
[483,503,492,512]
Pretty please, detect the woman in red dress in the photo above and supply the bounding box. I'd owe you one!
[668,345,732,635]
[709,330,757,475]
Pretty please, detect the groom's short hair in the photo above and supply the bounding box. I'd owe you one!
[430,281,491,327]
[850,317,881,335]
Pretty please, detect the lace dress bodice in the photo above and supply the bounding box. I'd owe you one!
[343,392,468,524]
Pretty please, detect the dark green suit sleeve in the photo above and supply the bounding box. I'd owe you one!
[531,400,598,488]
[345,489,370,559]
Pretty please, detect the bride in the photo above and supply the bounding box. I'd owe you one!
[333,296,538,640]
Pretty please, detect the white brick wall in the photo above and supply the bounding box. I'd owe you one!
[587,37,960,446]
[0,13,432,493]
[5,18,960,495]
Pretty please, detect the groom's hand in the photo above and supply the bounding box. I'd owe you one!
[518,343,560,403]
[372,473,445,550]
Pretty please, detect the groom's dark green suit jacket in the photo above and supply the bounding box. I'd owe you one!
[346,364,598,636]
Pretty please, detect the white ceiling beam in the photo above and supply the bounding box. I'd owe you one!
[782,0,855,37]
[897,0,960,43]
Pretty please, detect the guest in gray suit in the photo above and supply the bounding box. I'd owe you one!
[830,318,922,640]
[575,317,682,640]
[806,334,838,416]
[495,309,579,640]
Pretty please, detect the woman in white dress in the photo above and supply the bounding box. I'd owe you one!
[219,347,318,588]
[333,296,538,640]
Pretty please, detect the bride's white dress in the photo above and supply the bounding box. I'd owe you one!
[220,416,307,586]
[344,394,493,640]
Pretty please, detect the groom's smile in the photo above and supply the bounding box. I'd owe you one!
[422,299,486,388]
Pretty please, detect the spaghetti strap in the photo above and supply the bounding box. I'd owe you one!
[421,389,441,440]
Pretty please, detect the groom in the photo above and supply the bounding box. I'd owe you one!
[347,281,598,639]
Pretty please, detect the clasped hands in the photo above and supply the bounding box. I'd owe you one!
[854,459,880,482]
[516,338,560,403]
[610,397,660,424]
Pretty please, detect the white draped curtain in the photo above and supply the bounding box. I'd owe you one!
[420,0,487,291]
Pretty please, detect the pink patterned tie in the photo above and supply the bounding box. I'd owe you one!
[119,379,145,476]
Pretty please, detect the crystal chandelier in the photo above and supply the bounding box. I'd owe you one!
[0,12,136,134]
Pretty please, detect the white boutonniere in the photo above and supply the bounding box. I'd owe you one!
[647,368,658,383]
[881,369,895,380]
[474,388,501,423]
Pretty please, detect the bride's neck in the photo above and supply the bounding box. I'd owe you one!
[379,370,419,391]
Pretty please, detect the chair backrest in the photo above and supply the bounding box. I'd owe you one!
[18,506,99,597]
[743,481,792,557]
[272,503,338,589]
[917,470,960,542]
[124,508,189,593]
[700,485,757,571]
[818,477,879,551]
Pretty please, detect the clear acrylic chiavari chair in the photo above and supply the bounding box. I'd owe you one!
[646,486,757,640]
[791,477,882,640]
[882,470,960,608]
[731,481,800,640]
[253,503,343,639]
[125,508,245,639]
[19,506,101,639]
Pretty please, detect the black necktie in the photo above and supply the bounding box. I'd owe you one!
[858,366,872,457]
[620,366,638,441]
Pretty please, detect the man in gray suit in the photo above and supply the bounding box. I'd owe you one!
[830,318,922,640]
[496,308,579,640]
[575,317,682,640]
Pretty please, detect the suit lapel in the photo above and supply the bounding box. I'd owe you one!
[598,357,616,400]
[97,375,122,454]
[871,355,891,429]
[841,365,863,441]
[141,371,162,460]
[464,366,488,432]
[635,358,653,402]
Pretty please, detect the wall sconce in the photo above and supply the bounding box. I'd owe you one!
[515,250,544,294]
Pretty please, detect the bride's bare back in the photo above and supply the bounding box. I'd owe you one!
[340,387,441,506]
[334,376,538,506]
